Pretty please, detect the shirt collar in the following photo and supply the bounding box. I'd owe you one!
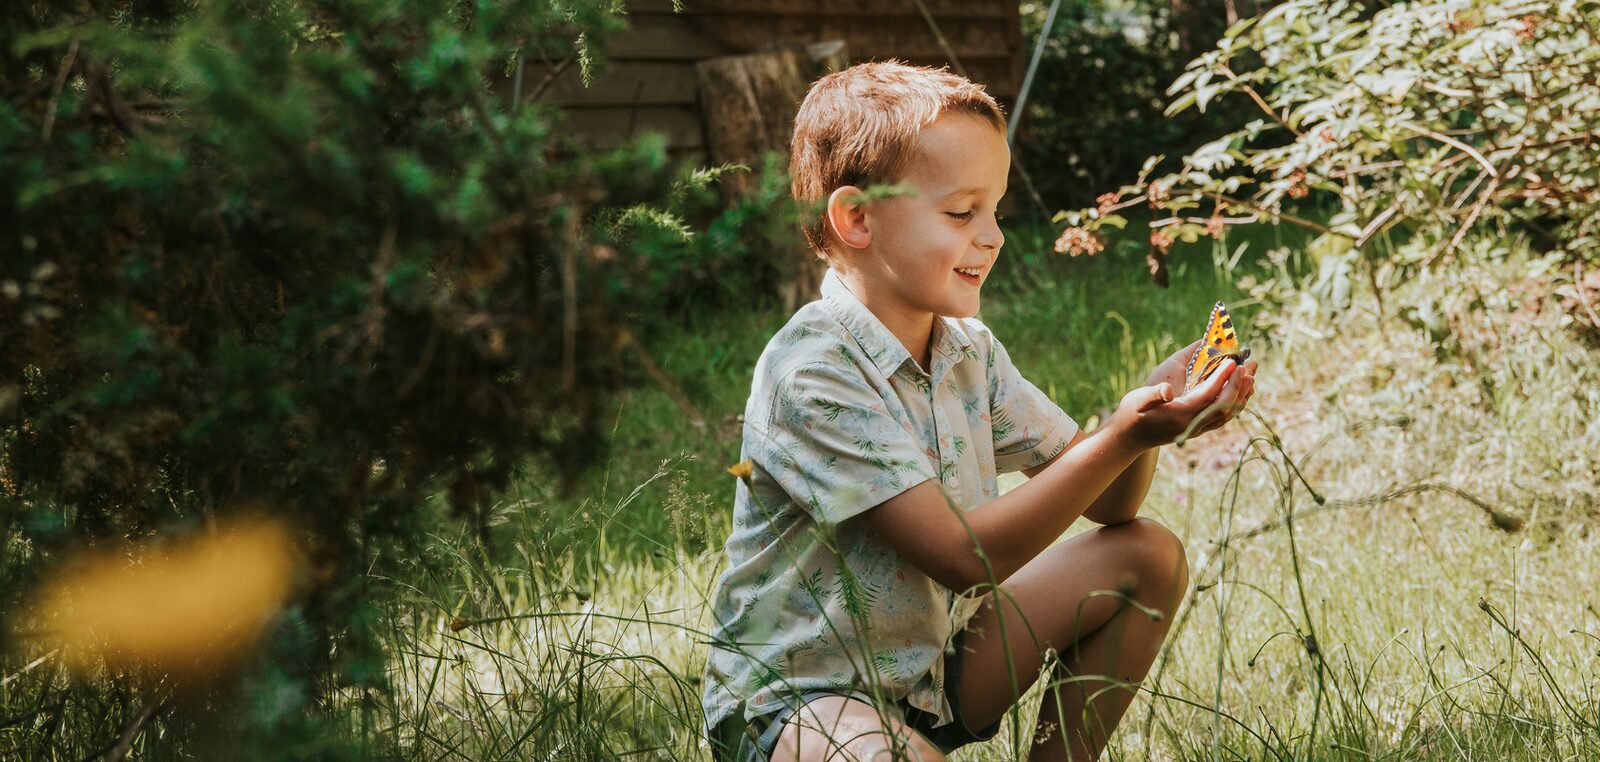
[819,268,973,378]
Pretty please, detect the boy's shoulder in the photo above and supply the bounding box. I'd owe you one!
[747,297,1003,405]
[748,299,856,392]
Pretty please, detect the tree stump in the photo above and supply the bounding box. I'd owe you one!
[696,41,846,311]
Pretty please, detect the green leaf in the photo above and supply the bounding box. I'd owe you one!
[1164,91,1198,117]
[1222,15,1260,39]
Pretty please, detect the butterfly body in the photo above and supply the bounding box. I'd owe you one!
[1184,301,1251,392]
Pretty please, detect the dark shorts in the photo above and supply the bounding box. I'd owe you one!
[710,643,1001,761]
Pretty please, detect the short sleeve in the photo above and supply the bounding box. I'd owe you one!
[988,335,1078,473]
[751,362,935,526]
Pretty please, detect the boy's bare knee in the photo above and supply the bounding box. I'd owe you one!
[1103,517,1189,600]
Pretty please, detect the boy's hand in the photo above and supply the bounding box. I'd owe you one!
[1144,339,1204,391]
[1112,353,1256,450]
[1148,338,1257,425]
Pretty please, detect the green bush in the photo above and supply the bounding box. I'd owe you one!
[593,145,812,331]
[1053,0,1600,310]
[1017,0,1252,208]
[0,0,765,755]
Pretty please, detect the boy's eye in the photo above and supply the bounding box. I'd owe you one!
[947,210,1006,223]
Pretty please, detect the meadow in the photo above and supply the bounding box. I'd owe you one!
[358,220,1600,760]
[8,1,1598,758]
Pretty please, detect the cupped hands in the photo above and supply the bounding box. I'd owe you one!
[1110,339,1258,450]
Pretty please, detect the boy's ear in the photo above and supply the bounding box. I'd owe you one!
[825,186,872,251]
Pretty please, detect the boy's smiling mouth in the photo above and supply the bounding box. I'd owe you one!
[954,266,983,284]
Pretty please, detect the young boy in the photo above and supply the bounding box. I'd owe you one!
[702,61,1257,762]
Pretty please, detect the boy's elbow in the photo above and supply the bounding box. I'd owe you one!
[929,563,974,594]
[937,516,1013,592]
[943,545,1006,594]
[870,485,1009,592]
[907,541,989,592]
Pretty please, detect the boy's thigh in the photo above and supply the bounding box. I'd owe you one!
[953,518,1188,728]
[771,695,946,762]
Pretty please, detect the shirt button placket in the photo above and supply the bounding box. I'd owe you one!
[929,369,958,491]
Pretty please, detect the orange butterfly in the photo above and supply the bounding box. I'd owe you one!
[1185,301,1251,392]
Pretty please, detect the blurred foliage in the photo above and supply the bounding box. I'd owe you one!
[1054,0,1600,327]
[1016,0,1261,208]
[592,145,813,330]
[0,0,788,756]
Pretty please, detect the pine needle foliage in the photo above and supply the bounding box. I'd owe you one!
[0,0,726,755]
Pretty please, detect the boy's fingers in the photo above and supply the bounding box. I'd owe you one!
[1177,359,1235,406]
[1201,367,1254,432]
[1219,381,1255,427]
[1189,363,1257,436]
[1223,362,1255,401]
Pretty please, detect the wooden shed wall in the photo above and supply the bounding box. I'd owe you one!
[534,0,1025,158]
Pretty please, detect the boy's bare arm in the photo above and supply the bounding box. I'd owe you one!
[1021,436,1155,525]
[1082,448,1159,524]
[866,360,1253,591]
[1025,340,1255,524]
[865,416,1140,592]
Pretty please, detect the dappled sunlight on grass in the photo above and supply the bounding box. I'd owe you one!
[370,462,724,758]
[366,240,1600,759]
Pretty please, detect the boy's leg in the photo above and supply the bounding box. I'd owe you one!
[770,695,946,762]
[954,517,1188,762]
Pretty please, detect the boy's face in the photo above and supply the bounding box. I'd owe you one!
[834,112,1009,322]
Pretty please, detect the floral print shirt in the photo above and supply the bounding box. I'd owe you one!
[701,267,1078,737]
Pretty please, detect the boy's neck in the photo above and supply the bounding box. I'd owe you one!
[837,270,937,374]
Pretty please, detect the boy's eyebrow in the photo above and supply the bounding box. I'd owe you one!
[941,186,1010,203]
[941,187,989,199]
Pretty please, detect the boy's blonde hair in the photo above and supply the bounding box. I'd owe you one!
[789,60,1007,259]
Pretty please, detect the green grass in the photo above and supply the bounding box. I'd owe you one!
[10,221,1597,760]
[355,223,1600,760]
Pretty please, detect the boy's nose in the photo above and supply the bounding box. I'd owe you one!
[975,219,1004,251]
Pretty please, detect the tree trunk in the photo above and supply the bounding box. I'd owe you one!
[695,41,847,311]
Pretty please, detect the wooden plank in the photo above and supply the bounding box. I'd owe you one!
[1002,0,1024,106]
[545,142,709,166]
[556,105,706,151]
[677,15,1016,58]
[526,3,1024,150]
[608,14,737,60]
[630,0,1011,17]
[522,61,698,108]
[605,13,1016,61]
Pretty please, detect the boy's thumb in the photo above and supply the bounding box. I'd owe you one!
[1134,382,1174,412]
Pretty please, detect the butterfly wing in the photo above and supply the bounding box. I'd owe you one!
[1183,340,1208,391]
[1185,301,1249,391]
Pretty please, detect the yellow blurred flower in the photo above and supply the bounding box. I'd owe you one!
[29,516,298,679]
[725,460,754,479]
